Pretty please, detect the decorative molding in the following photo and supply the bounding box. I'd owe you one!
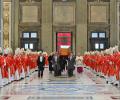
[87,0,110,2]
[53,0,75,2]
[53,26,75,32]
[22,6,38,23]
[19,2,41,25]
[53,2,75,26]
[88,1,109,23]
[18,0,41,49]
[19,26,41,38]
[3,0,11,2]
[19,0,41,2]
[89,5,108,23]
[87,1,110,38]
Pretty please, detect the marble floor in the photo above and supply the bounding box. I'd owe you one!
[0,67,120,100]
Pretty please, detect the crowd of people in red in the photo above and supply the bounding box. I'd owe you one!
[0,48,48,87]
[1,46,120,88]
[83,46,120,87]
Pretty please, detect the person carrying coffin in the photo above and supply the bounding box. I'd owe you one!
[52,52,61,76]
[37,52,45,78]
[67,52,76,77]
[59,56,67,72]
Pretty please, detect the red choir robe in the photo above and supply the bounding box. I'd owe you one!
[115,53,120,80]
[97,55,103,73]
[45,55,48,66]
[23,55,29,73]
[0,56,8,78]
[20,55,27,73]
[14,55,22,75]
[28,55,35,70]
[102,56,109,76]
[5,55,15,77]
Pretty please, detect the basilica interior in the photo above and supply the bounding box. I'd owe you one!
[1,0,120,54]
[0,0,120,100]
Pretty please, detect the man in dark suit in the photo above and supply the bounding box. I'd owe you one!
[60,56,67,72]
[37,52,45,78]
[52,52,61,76]
[67,52,76,77]
[48,53,54,73]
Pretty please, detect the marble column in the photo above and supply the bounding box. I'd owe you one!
[14,0,19,49]
[41,0,52,54]
[76,0,87,55]
[110,0,117,47]
[117,0,120,49]
[0,0,3,47]
[10,0,15,50]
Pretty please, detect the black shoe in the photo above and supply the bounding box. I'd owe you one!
[114,84,118,87]
[106,81,108,84]
[96,74,99,76]
[111,82,114,85]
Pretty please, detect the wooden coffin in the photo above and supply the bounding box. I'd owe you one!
[59,48,70,56]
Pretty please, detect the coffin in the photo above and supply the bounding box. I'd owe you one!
[59,48,70,56]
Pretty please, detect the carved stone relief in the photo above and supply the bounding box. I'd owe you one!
[3,2,11,48]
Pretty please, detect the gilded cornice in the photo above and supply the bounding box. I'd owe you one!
[3,0,11,2]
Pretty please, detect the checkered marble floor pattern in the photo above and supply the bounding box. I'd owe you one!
[0,68,120,100]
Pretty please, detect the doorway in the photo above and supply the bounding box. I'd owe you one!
[90,32,108,51]
[21,32,38,51]
[56,32,72,51]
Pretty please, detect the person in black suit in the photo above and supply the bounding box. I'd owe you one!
[48,53,53,73]
[59,56,67,72]
[37,52,45,78]
[67,52,76,77]
[52,52,61,76]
